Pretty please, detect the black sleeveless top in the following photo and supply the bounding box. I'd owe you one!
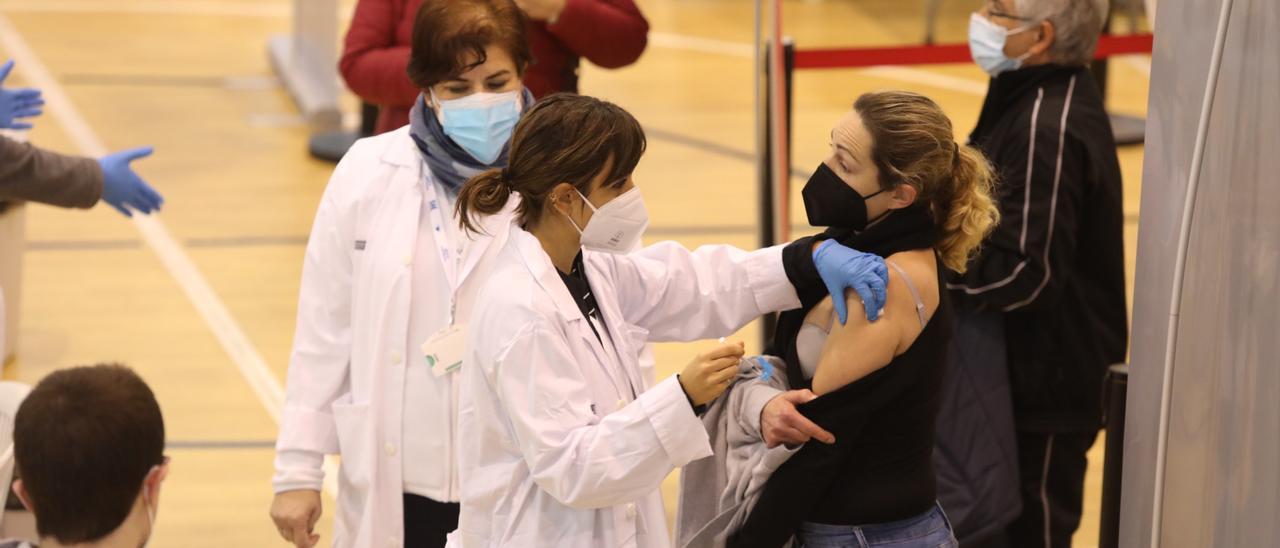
[730,206,954,546]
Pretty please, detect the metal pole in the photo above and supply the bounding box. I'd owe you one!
[1100,364,1129,548]
[759,40,778,348]
[758,40,775,252]
[755,0,776,349]
[768,0,789,246]
[783,37,795,228]
[754,0,768,249]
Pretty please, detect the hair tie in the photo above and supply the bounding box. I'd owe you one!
[499,168,513,188]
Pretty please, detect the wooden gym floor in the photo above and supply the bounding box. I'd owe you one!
[0,0,1148,545]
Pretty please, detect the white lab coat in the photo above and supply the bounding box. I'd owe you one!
[274,127,516,548]
[449,224,801,547]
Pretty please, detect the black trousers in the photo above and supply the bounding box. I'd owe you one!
[404,493,460,548]
[1006,431,1098,548]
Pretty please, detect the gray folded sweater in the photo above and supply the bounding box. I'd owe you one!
[675,355,799,548]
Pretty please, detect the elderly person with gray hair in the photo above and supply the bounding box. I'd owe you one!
[936,0,1128,547]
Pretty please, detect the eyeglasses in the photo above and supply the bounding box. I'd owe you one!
[990,9,1035,22]
[985,1,1035,22]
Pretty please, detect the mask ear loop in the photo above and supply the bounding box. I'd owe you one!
[556,189,591,235]
[1007,20,1043,62]
[427,89,446,124]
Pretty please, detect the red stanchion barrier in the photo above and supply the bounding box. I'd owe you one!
[793,33,1153,70]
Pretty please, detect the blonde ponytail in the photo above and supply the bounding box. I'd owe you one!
[852,91,1000,273]
[455,169,513,235]
[936,144,999,273]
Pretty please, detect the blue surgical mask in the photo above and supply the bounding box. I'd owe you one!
[968,13,1037,77]
[432,90,522,164]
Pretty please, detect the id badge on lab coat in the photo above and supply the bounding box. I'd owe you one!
[421,325,466,377]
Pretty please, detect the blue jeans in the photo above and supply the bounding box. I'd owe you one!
[797,503,959,548]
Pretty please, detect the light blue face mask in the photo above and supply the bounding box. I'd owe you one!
[433,89,522,164]
[968,12,1038,77]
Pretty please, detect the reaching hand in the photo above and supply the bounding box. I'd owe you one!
[98,146,164,217]
[0,60,44,130]
[813,240,889,324]
[679,341,745,406]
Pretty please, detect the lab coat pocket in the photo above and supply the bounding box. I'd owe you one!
[332,402,373,493]
[625,324,650,354]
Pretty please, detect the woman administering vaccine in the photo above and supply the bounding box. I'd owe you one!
[446,94,891,547]
[269,1,538,547]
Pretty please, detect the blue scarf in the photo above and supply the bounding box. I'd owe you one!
[408,89,535,191]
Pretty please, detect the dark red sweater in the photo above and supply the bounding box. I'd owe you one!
[339,0,648,135]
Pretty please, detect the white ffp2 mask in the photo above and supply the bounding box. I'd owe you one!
[564,187,649,254]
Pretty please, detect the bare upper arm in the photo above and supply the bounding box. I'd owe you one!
[809,250,939,395]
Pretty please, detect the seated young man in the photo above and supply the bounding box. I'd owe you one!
[4,364,168,548]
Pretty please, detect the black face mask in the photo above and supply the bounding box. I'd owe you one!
[801,162,890,229]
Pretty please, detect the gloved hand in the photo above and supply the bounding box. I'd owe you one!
[813,239,889,324]
[98,146,164,217]
[0,60,45,130]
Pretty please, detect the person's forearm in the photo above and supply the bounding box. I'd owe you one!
[546,0,649,68]
[0,137,102,208]
[781,235,832,308]
[339,46,420,108]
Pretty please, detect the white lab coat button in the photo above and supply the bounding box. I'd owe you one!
[391,353,402,365]
[625,503,636,519]
[388,537,401,548]
[402,254,413,266]
[616,398,625,411]
[385,443,397,457]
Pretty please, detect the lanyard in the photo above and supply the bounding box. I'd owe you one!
[421,161,464,325]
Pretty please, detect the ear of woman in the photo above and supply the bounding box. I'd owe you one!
[886,183,919,210]
[549,182,589,228]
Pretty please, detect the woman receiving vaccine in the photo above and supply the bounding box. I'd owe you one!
[447,93,891,547]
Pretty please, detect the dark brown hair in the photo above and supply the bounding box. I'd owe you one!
[853,91,1000,273]
[457,93,647,233]
[407,0,532,88]
[15,364,165,543]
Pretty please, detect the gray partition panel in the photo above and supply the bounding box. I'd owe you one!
[1120,0,1222,542]
[1122,0,1280,545]
[1159,0,1280,543]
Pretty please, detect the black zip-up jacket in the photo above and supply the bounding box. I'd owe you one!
[950,64,1128,432]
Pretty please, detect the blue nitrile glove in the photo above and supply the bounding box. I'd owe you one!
[0,60,45,130]
[98,146,164,217]
[813,239,889,324]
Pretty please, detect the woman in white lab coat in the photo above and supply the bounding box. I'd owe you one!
[447,94,892,547]
[269,1,537,547]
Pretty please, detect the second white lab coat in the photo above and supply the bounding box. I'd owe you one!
[448,224,800,547]
[273,127,517,548]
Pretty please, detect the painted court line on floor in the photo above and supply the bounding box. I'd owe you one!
[0,12,340,499]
